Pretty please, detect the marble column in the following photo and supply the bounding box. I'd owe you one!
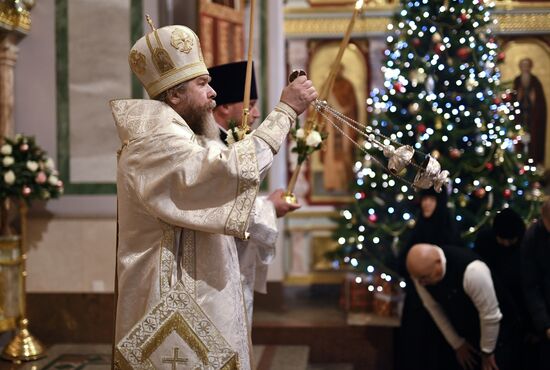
[0,33,18,138]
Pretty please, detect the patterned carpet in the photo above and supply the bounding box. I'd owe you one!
[2,344,351,370]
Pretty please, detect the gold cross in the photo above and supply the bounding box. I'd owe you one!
[162,348,188,370]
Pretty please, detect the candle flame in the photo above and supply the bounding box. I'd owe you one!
[355,0,364,10]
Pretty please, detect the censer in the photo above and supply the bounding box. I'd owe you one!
[288,69,450,193]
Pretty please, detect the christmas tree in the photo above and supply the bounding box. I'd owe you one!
[330,0,543,281]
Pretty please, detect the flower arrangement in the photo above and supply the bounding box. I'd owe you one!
[0,134,63,235]
[289,119,327,164]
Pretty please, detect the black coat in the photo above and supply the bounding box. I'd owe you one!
[474,229,530,332]
[395,194,461,370]
[521,219,550,334]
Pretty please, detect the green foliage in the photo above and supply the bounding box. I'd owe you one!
[330,0,543,278]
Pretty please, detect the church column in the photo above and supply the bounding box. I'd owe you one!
[0,33,18,137]
[0,0,33,138]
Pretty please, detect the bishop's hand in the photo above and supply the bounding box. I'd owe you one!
[280,74,318,116]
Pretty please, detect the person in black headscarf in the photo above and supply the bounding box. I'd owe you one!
[395,187,462,370]
[474,208,529,369]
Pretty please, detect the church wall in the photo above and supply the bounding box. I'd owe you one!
[13,0,158,293]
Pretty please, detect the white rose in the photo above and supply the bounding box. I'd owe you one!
[305,130,323,147]
[4,170,15,185]
[2,156,13,166]
[1,144,12,155]
[26,161,38,172]
[48,175,59,186]
[296,128,305,139]
[45,158,55,170]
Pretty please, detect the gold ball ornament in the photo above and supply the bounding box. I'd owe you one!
[409,102,420,114]
[435,116,443,130]
[431,150,441,159]
[459,195,467,207]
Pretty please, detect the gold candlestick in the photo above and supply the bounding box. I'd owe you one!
[240,0,256,136]
[2,202,45,362]
[284,0,364,203]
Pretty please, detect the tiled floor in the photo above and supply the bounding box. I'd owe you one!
[1,344,352,370]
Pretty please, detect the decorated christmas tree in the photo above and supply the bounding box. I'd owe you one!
[330,0,543,280]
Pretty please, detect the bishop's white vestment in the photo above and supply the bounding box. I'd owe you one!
[110,99,295,369]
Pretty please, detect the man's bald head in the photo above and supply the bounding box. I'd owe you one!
[406,243,444,285]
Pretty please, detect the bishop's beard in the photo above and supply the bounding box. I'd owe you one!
[180,99,219,140]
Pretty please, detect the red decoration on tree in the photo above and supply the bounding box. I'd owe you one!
[503,189,512,199]
[459,14,469,22]
[497,52,505,61]
[393,82,404,93]
[368,214,378,223]
[502,92,513,102]
[493,97,502,105]
[456,47,471,60]
[474,188,486,198]
[417,123,426,134]
[485,162,494,171]
[434,43,445,54]
[450,148,461,159]
[412,38,421,47]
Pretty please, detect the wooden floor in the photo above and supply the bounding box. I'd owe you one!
[0,285,396,370]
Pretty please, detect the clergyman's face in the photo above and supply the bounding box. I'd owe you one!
[179,74,216,114]
[173,75,218,136]
[226,99,260,127]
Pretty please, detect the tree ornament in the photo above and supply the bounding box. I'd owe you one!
[456,47,471,60]
[412,38,421,47]
[466,78,478,91]
[485,162,494,171]
[459,14,469,22]
[408,102,420,114]
[417,70,427,83]
[493,97,502,105]
[474,188,486,198]
[432,32,442,43]
[449,148,461,159]
[393,82,404,93]
[431,150,441,159]
[368,214,378,223]
[435,116,443,130]
[497,52,505,61]
[459,195,468,207]
[417,123,426,134]
[425,76,435,93]
[435,43,445,54]
[503,188,512,199]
